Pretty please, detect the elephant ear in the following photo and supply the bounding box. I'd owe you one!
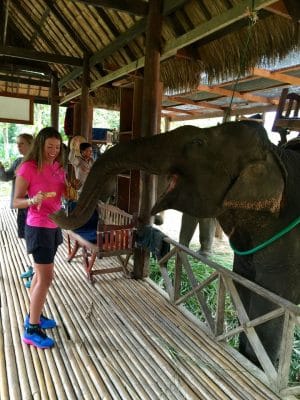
[223,154,285,213]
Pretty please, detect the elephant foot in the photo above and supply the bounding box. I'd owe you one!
[197,249,212,257]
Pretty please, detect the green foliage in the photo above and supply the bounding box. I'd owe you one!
[291,326,300,383]
[0,104,68,166]
[93,108,120,130]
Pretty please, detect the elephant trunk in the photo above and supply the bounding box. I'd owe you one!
[51,134,177,230]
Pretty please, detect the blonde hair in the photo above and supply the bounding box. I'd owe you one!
[18,133,34,145]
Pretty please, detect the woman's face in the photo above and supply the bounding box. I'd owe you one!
[43,137,61,164]
[17,137,31,156]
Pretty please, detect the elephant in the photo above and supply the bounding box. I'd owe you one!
[52,120,300,366]
[154,175,216,254]
[179,214,216,256]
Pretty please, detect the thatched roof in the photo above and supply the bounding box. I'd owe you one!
[0,0,299,119]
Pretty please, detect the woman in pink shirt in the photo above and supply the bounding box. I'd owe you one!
[14,127,66,349]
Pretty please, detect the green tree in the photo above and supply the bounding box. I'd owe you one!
[93,108,120,130]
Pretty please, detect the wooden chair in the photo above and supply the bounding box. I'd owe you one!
[66,203,137,282]
[272,88,300,145]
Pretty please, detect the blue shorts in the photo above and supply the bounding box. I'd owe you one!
[25,225,63,264]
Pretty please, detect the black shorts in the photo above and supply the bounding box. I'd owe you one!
[31,246,58,264]
[25,225,63,264]
[17,208,28,239]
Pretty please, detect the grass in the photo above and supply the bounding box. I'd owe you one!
[149,246,300,385]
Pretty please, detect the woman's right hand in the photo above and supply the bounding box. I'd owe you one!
[31,191,45,210]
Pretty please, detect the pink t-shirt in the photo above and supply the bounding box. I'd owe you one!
[17,160,66,228]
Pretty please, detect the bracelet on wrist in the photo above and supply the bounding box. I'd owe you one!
[27,198,34,206]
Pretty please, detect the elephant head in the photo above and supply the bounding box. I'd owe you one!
[52,121,285,232]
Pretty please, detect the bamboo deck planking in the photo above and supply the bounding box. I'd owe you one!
[0,208,280,400]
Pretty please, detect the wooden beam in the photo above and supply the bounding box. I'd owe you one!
[67,0,149,16]
[197,84,279,105]
[13,0,54,50]
[3,0,10,46]
[166,95,226,110]
[169,104,278,121]
[162,106,198,115]
[44,0,87,52]
[0,75,51,86]
[264,0,292,18]
[133,0,163,279]
[29,7,51,45]
[163,0,279,59]
[60,0,279,103]
[253,67,300,85]
[51,73,59,130]
[59,0,188,88]
[0,60,51,74]
[80,54,90,138]
[0,46,83,66]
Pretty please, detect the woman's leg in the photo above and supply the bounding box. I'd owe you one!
[29,263,54,325]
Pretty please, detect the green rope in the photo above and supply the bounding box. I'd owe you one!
[230,216,300,256]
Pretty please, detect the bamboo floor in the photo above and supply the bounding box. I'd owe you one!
[0,208,280,400]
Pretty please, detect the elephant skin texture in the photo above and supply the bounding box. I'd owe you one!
[52,121,300,366]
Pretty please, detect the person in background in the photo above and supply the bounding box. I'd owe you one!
[69,142,94,192]
[14,127,66,349]
[0,133,33,238]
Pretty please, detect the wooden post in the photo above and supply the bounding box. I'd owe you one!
[50,72,59,130]
[81,53,90,140]
[133,0,163,279]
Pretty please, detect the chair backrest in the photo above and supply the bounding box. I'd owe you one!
[97,202,137,254]
[272,88,300,133]
[98,202,133,225]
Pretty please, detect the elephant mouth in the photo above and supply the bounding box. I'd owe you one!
[151,174,179,215]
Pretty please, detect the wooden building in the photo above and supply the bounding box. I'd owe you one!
[0,1,300,399]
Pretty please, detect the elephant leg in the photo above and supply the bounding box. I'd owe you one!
[199,218,216,255]
[242,293,283,366]
[179,213,198,247]
[232,257,256,360]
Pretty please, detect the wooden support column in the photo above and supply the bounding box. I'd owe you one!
[50,72,59,130]
[133,0,163,279]
[81,53,91,140]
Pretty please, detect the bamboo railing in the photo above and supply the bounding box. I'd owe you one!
[153,237,300,398]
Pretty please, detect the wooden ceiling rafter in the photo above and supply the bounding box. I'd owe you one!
[169,103,278,121]
[162,0,279,59]
[165,95,226,110]
[0,46,83,66]
[61,0,279,104]
[264,0,292,19]
[29,6,51,46]
[59,0,189,88]
[67,0,149,16]
[253,67,300,85]
[44,0,87,55]
[162,106,200,116]
[196,84,279,105]
[12,0,54,51]
[0,74,51,87]
[3,0,10,47]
